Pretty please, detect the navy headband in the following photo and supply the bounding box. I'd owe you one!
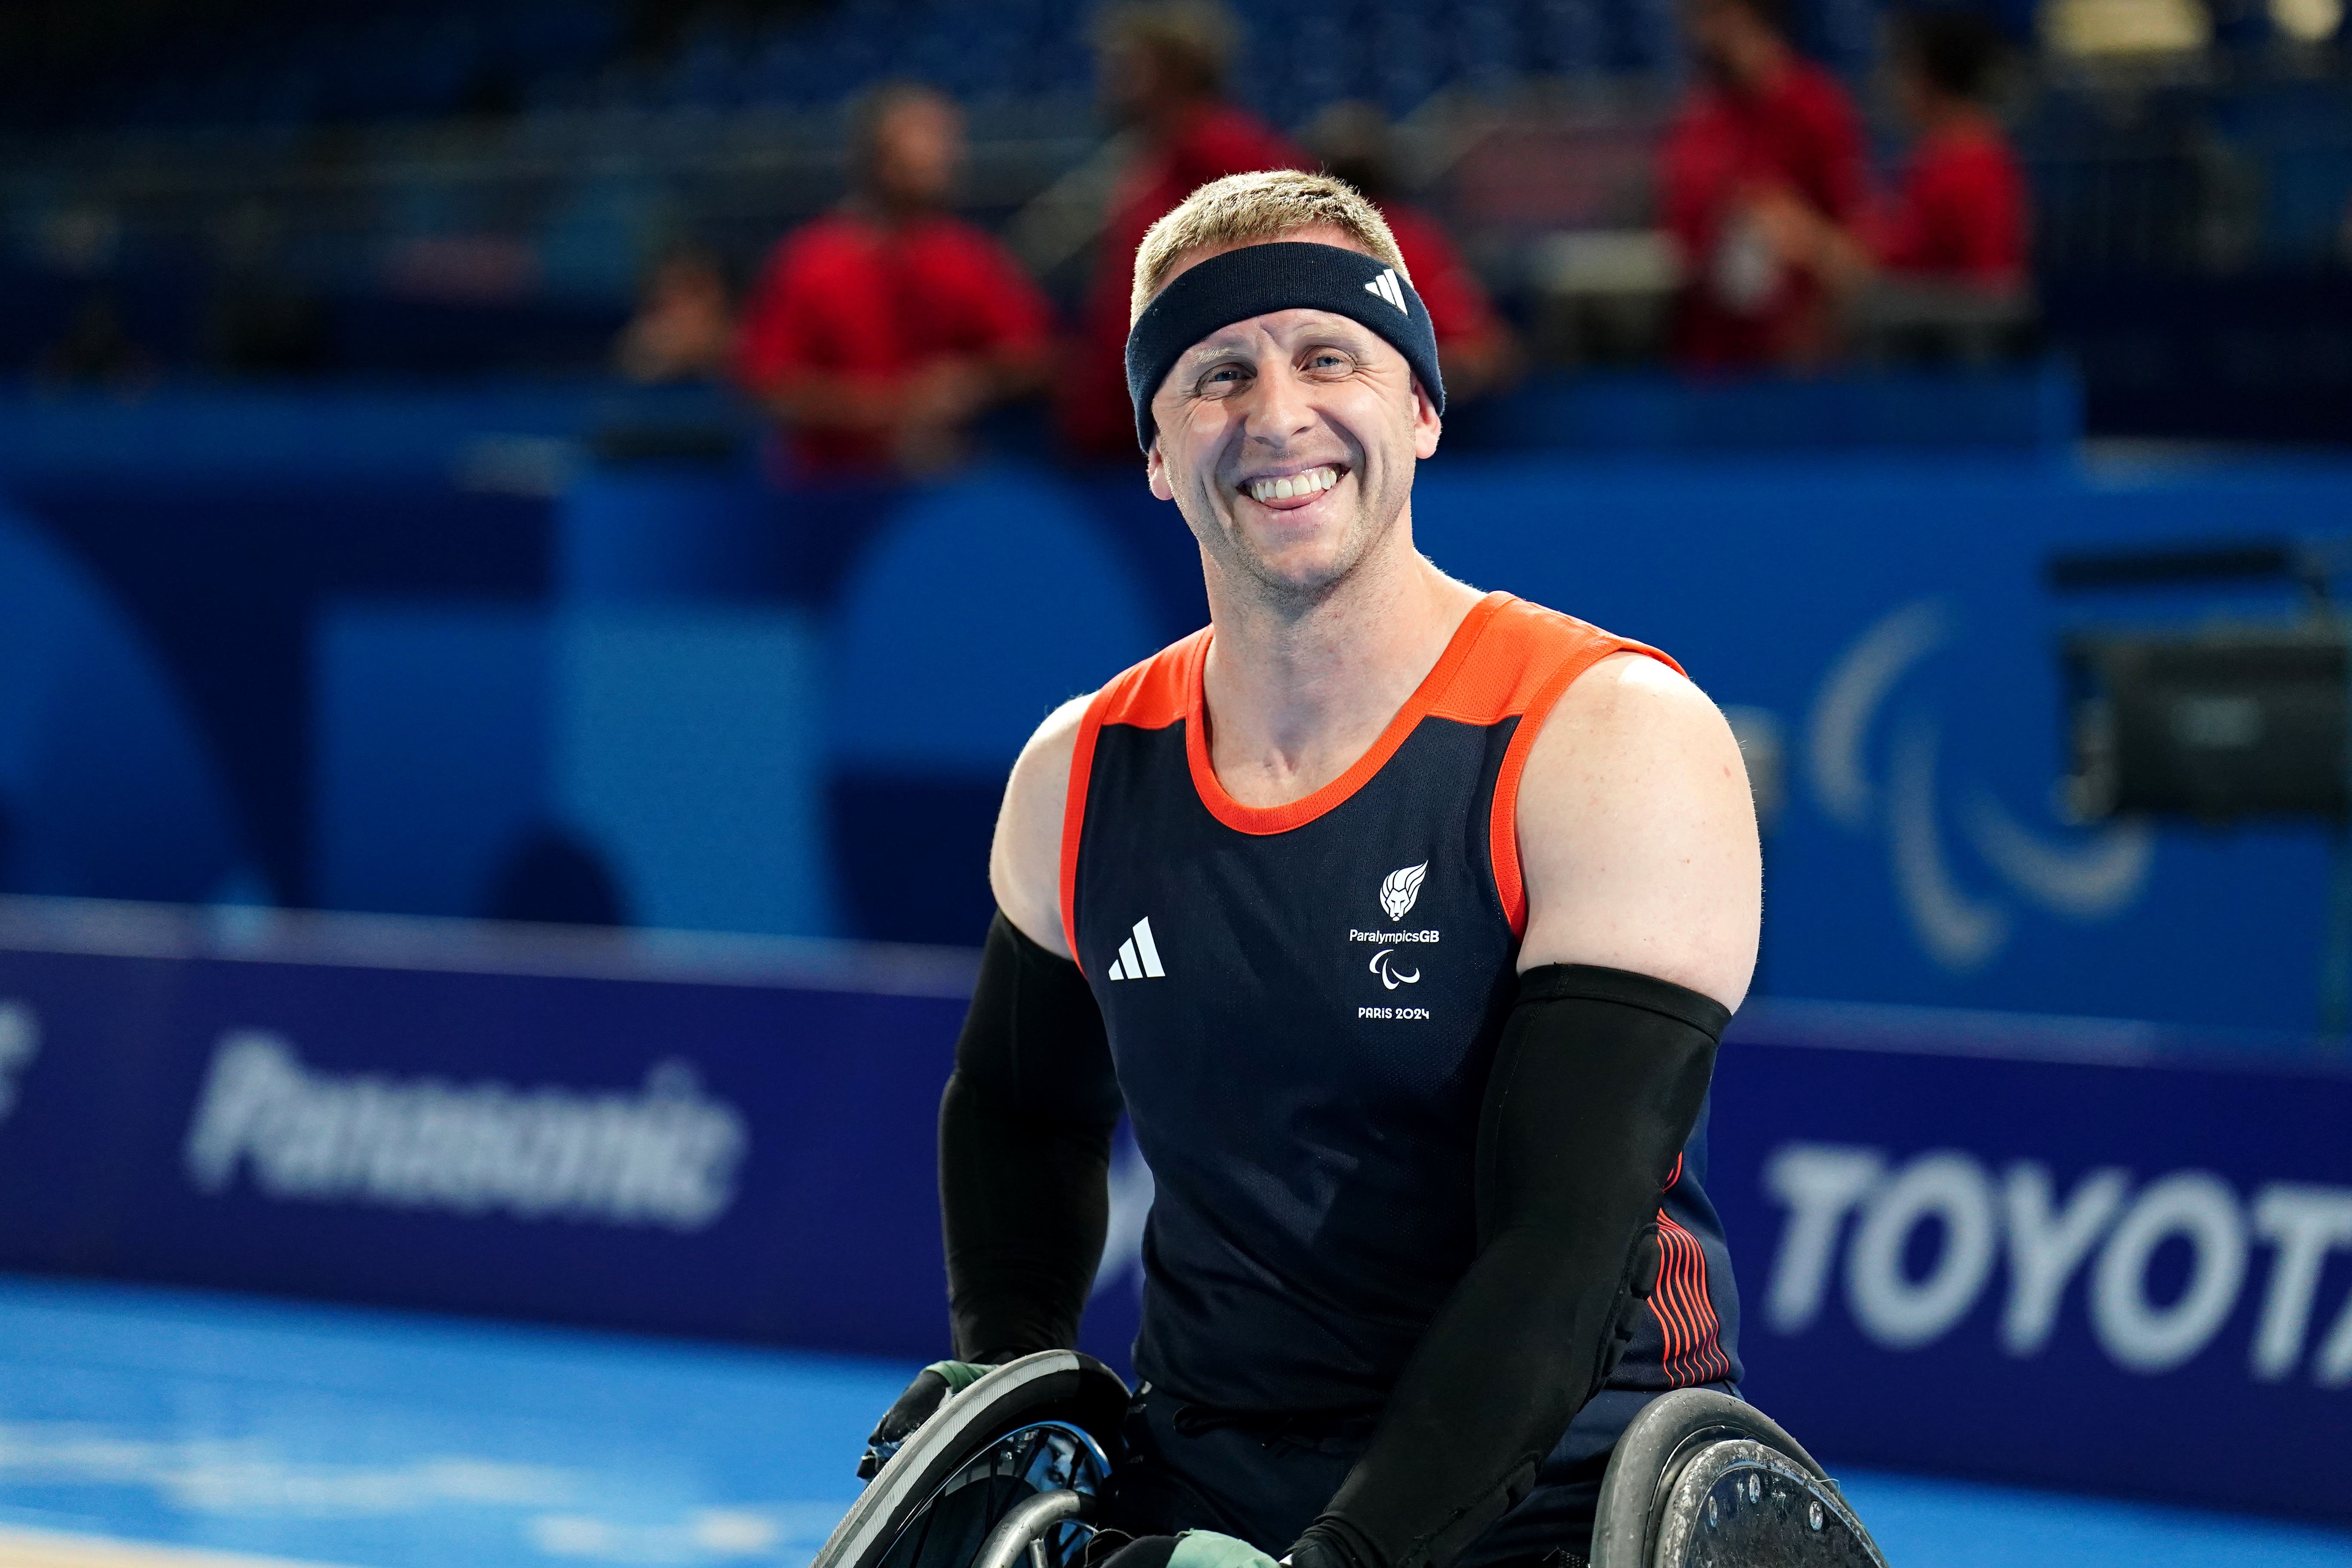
[1124,241,1446,452]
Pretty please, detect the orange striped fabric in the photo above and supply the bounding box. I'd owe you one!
[1650,1154,1734,1386]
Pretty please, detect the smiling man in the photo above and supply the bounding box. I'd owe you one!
[865,171,1763,1568]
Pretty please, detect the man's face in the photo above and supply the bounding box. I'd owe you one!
[1684,0,1759,81]
[1685,0,1770,84]
[1098,39,1202,126]
[870,98,961,209]
[1144,243,1441,602]
[1099,42,1153,125]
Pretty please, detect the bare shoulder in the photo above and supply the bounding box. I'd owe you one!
[988,693,1094,959]
[1514,651,1761,1009]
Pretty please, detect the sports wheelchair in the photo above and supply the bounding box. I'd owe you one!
[811,1354,1886,1568]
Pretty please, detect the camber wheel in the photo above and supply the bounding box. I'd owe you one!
[1589,1389,1886,1568]
[814,1351,1130,1568]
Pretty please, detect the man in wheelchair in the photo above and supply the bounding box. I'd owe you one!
[831,169,1878,1568]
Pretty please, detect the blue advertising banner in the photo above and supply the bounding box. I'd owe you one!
[0,897,2340,1524]
[0,899,976,1359]
[1711,1002,2352,1524]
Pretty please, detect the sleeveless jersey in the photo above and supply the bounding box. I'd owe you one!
[1062,592,1742,1418]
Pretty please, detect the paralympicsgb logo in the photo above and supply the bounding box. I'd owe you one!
[1354,864,1438,1012]
[1379,862,1427,921]
[1370,863,1429,990]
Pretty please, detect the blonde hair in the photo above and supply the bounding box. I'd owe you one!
[1128,169,1411,322]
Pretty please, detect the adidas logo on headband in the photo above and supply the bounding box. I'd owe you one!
[1364,268,1409,315]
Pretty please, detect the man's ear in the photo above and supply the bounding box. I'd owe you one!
[1146,436,1175,501]
[1411,378,1443,460]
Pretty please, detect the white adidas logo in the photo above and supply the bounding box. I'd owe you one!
[1105,917,1165,981]
[1364,268,1408,315]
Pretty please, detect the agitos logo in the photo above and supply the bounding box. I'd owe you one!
[1807,600,2153,973]
[1762,1142,2352,1387]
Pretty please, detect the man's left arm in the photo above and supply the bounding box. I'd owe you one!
[1289,653,1762,1568]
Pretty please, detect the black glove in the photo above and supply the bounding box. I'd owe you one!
[1284,1528,1371,1568]
[856,1360,994,1480]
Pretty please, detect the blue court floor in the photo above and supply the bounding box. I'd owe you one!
[0,1277,2343,1568]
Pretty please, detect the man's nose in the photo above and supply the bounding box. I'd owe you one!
[1242,361,1315,446]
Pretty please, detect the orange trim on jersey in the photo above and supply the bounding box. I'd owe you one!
[1058,693,1107,959]
[1060,629,1209,955]
[1181,594,1511,836]
[1092,627,1206,732]
[1059,596,1682,942]
[1482,606,1681,938]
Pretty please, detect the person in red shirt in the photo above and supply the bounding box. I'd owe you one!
[1306,101,1521,400]
[1660,0,1869,368]
[1724,10,2029,333]
[735,83,1055,479]
[1056,0,1306,459]
[1872,9,2028,288]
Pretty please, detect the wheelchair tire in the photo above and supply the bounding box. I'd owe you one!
[812,1351,1130,1568]
[1589,1389,1886,1568]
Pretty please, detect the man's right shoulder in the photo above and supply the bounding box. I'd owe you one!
[991,694,1096,957]
[991,633,1205,955]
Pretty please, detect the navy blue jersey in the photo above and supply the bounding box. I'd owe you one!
[1061,593,1741,1418]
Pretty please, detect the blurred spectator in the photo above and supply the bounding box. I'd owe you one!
[616,245,736,384]
[1305,101,1521,401]
[1873,10,2028,290]
[734,83,1054,479]
[1661,0,1869,368]
[1058,0,1305,458]
[1724,9,2030,361]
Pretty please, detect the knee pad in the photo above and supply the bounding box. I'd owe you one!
[816,1351,1131,1568]
[1588,1390,1886,1568]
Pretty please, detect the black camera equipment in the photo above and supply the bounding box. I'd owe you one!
[2047,537,2352,1032]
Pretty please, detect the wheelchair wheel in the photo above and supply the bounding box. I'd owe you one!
[1589,1389,1887,1568]
[813,1351,1131,1568]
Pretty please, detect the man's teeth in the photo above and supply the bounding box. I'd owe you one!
[1248,468,1340,503]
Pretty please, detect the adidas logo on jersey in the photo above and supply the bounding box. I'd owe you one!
[1105,917,1165,981]
[1364,268,1409,315]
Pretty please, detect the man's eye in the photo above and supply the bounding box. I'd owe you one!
[1197,365,1249,394]
[1305,350,1350,371]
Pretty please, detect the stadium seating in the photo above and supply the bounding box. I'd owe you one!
[4,0,1874,136]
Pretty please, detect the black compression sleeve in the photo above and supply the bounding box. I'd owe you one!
[1297,964,1729,1568]
[939,910,1123,1362]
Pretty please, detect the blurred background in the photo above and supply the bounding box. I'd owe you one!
[1,0,2351,1565]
